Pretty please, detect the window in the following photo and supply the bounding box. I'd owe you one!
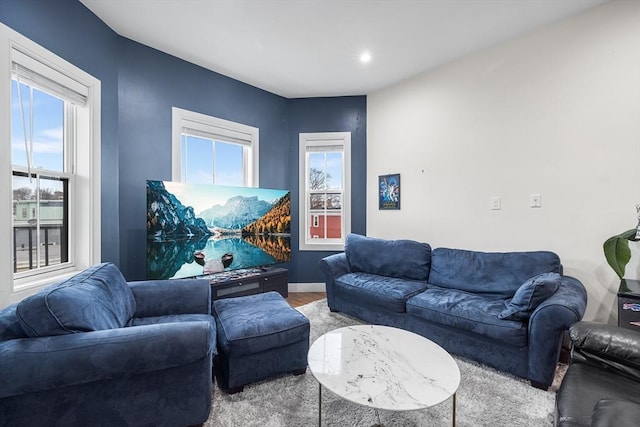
[0,24,101,304]
[172,107,258,186]
[299,132,351,251]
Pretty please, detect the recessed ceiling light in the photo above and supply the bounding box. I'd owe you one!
[359,51,372,64]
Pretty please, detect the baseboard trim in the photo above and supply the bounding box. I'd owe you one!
[288,282,326,293]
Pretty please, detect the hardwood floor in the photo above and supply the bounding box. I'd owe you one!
[286,292,326,308]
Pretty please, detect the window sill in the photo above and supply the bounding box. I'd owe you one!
[11,266,81,303]
[299,242,345,252]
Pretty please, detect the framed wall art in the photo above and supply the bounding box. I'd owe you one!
[378,173,400,210]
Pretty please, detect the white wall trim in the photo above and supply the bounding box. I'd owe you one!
[298,131,351,251]
[288,282,326,293]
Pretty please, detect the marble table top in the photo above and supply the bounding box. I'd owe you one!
[307,324,460,412]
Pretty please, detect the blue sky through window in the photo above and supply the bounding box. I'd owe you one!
[11,80,64,174]
[182,135,244,186]
[12,81,249,192]
[309,151,343,189]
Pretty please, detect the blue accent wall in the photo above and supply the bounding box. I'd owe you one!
[287,97,367,283]
[0,0,121,265]
[0,0,367,283]
[117,38,290,280]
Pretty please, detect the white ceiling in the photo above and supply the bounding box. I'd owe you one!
[80,0,609,98]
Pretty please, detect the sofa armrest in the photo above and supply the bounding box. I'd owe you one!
[0,321,214,399]
[527,275,587,387]
[570,321,640,359]
[569,320,640,381]
[319,253,352,308]
[319,252,351,278]
[128,278,211,317]
[534,276,588,323]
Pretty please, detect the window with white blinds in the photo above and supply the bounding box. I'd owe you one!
[299,132,351,251]
[172,107,259,187]
[0,23,101,305]
[12,49,88,106]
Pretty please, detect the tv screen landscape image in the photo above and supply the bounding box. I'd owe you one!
[146,180,291,280]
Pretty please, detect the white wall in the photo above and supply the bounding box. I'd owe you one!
[367,0,640,323]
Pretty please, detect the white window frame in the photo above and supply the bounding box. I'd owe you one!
[299,132,351,251]
[0,23,101,306]
[171,107,259,186]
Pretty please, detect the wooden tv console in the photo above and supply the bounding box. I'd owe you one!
[206,267,288,301]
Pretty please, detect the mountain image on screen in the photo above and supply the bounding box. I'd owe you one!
[146,180,212,238]
[199,195,272,230]
[146,180,291,280]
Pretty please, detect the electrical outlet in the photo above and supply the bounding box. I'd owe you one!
[490,196,501,210]
[530,194,542,208]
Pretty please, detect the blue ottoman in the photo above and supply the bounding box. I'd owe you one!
[212,291,310,393]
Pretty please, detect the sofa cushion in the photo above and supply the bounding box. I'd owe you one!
[499,272,561,321]
[591,399,640,427]
[556,362,640,427]
[406,287,528,346]
[429,248,561,299]
[16,263,136,337]
[335,272,429,313]
[0,303,27,341]
[129,313,218,354]
[345,233,431,281]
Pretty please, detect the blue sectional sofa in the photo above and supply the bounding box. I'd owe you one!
[0,262,216,426]
[320,234,588,389]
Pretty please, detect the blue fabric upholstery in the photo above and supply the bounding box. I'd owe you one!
[319,252,352,309]
[334,272,428,313]
[429,248,562,299]
[345,233,431,280]
[0,322,213,399]
[213,291,310,390]
[499,272,561,320]
[0,263,215,426]
[407,288,527,346]
[128,278,211,317]
[0,303,26,341]
[330,296,531,381]
[216,339,309,391]
[129,314,217,349]
[320,236,587,388]
[16,263,136,337]
[528,276,587,386]
[214,291,309,356]
[0,355,213,427]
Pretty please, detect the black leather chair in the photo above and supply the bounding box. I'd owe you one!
[555,321,640,426]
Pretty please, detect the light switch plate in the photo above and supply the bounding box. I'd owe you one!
[490,196,502,210]
[530,194,542,208]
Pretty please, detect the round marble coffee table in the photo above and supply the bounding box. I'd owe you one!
[307,324,460,426]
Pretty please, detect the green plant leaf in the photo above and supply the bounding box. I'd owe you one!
[603,229,637,278]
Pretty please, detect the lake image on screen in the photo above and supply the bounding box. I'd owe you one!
[146,181,291,280]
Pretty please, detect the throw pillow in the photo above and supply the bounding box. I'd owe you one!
[498,272,561,321]
[345,233,431,281]
[16,262,136,337]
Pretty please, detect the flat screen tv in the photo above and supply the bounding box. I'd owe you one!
[146,180,291,280]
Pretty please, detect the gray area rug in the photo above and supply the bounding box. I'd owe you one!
[205,299,558,426]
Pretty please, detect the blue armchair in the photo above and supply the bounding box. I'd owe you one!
[0,262,216,427]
